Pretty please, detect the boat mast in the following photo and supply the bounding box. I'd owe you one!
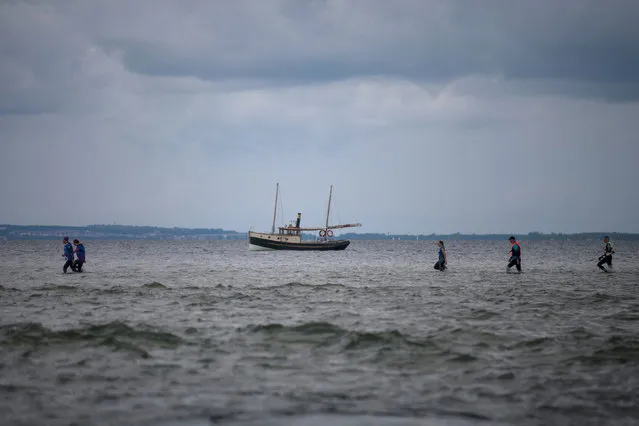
[325,184,333,230]
[271,182,279,234]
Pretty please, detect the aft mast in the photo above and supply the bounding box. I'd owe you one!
[271,182,279,234]
[325,184,333,231]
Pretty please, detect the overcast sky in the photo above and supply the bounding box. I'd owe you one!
[1,0,638,234]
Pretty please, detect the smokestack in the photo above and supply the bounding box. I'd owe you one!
[296,213,301,228]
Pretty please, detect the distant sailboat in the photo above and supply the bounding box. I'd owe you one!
[248,183,361,251]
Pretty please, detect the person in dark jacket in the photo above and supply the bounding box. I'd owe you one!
[62,236,75,273]
[507,236,522,273]
[72,239,86,272]
[597,235,615,272]
[433,240,447,271]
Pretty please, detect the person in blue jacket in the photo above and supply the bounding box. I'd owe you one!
[62,236,75,273]
[433,240,448,271]
[72,239,86,272]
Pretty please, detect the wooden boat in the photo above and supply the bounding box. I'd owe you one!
[248,183,361,251]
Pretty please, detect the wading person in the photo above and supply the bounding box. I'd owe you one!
[433,240,447,271]
[72,239,86,272]
[507,236,522,273]
[62,237,75,273]
[597,235,615,273]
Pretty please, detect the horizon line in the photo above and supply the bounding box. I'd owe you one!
[1,223,637,236]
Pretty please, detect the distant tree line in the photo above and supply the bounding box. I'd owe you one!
[0,224,244,240]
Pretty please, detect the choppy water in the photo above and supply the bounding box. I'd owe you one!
[1,239,638,426]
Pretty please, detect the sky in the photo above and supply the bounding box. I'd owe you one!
[1,0,639,235]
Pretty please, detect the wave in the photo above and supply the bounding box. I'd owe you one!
[563,335,638,366]
[587,292,625,303]
[258,282,349,291]
[592,335,639,362]
[249,321,342,334]
[229,292,256,300]
[96,286,127,294]
[245,321,433,351]
[469,308,501,320]
[606,312,639,321]
[141,281,168,289]
[0,321,182,358]
[512,336,554,349]
[34,284,77,291]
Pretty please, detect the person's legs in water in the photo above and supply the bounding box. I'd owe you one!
[73,259,83,272]
[507,256,521,272]
[434,260,446,271]
[63,260,73,273]
[597,255,609,272]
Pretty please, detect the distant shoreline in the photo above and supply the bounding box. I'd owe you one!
[1,224,638,241]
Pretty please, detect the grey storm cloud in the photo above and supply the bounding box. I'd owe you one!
[101,1,639,90]
[3,0,639,115]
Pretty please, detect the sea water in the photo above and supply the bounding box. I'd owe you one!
[0,239,637,426]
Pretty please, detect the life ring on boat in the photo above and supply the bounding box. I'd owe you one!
[327,230,334,237]
[319,230,326,237]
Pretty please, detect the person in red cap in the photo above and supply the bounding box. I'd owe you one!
[507,236,522,273]
[62,237,75,273]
